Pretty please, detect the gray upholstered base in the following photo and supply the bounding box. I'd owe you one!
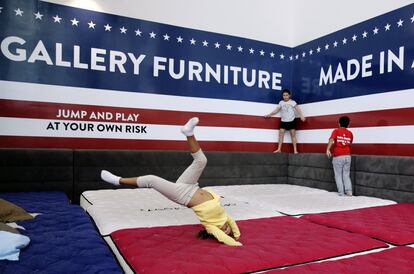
[0,148,413,203]
[0,148,73,201]
[74,150,287,203]
[355,155,414,202]
[287,153,356,192]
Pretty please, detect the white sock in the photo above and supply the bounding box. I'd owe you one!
[181,117,199,136]
[101,170,121,185]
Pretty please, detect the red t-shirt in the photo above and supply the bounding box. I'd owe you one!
[330,127,353,156]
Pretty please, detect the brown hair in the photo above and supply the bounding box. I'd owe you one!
[197,229,215,239]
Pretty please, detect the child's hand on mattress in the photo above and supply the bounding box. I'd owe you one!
[233,241,243,246]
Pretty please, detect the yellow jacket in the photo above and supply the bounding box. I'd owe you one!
[191,189,242,246]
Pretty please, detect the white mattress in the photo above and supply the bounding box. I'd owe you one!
[206,184,327,200]
[251,192,397,215]
[81,188,181,210]
[104,236,134,274]
[87,204,199,236]
[81,188,283,236]
[81,185,396,235]
[80,184,321,209]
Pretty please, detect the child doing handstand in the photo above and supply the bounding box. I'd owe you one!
[100,117,242,246]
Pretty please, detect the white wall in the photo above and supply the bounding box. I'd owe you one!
[292,0,414,45]
[42,0,295,46]
[43,0,414,46]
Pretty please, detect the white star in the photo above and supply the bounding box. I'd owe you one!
[397,19,403,27]
[352,34,357,41]
[163,34,170,41]
[280,54,285,59]
[71,18,79,26]
[149,31,156,38]
[34,12,43,20]
[190,38,196,45]
[325,44,329,50]
[342,38,347,44]
[259,50,265,56]
[88,21,96,29]
[289,56,293,61]
[373,27,379,34]
[302,52,306,57]
[14,8,23,16]
[177,36,183,43]
[411,15,414,23]
[53,15,62,23]
[249,48,254,54]
[0,7,3,14]
[295,54,299,59]
[384,23,390,31]
[317,47,321,52]
[309,50,313,55]
[362,31,368,38]
[135,29,142,36]
[104,24,112,31]
[333,41,338,47]
[120,27,127,34]
[226,44,232,50]
[202,40,208,47]
[270,52,275,58]
[214,42,220,48]
[237,46,243,52]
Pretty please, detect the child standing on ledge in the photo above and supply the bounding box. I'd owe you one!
[264,89,306,153]
[326,116,354,196]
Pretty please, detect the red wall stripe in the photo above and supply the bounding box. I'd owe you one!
[298,108,414,130]
[1,99,414,131]
[0,99,277,129]
[1,136,414,156]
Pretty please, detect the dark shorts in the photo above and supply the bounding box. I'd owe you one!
[279,119,297,130]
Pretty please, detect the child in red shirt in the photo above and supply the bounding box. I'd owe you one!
[326,116,353,196]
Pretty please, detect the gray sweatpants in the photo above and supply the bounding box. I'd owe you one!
[332,155,352,195]
[137,149,207,206]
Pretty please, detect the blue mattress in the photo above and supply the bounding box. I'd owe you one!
[0,192,122,274]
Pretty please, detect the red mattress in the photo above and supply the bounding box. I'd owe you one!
[302,203,414,245]
[110,216,386,273]
[267,246,414,273]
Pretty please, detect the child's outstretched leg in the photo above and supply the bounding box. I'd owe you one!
[100,170,197,206]
[177,117,207,184]
[137,175,198,205]
[99,117,204,206]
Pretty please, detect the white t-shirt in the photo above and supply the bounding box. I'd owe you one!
[278,99,297,122]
